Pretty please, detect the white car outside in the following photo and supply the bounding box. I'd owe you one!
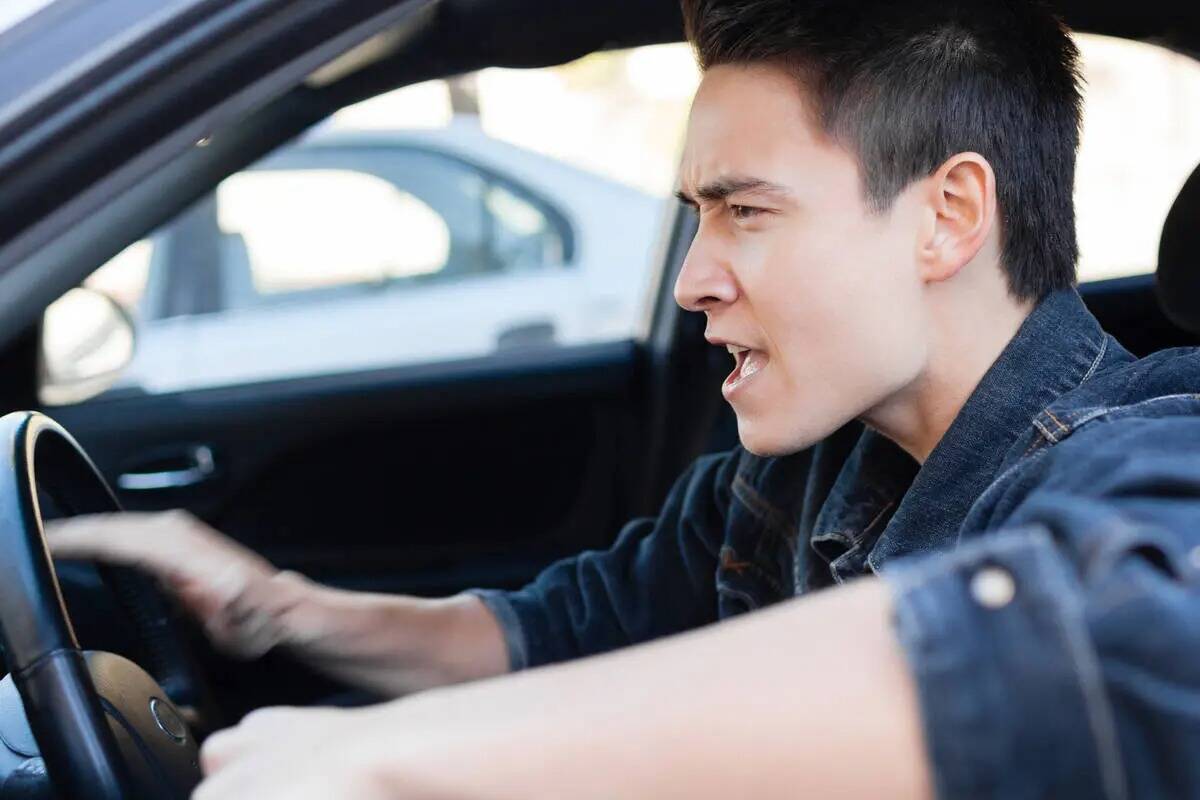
[115,117,667,395]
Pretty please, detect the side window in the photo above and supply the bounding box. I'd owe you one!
[41,44,697,400]
[1074,34,1200,282]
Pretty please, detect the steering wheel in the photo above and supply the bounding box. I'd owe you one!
[0,411,203,798]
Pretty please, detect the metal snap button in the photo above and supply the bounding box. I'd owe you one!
[970,566,1016,609]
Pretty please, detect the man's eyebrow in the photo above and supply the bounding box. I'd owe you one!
[676,176,793,206]
[675,189,698,207]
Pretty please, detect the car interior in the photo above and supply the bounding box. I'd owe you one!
[0,0,1195,796]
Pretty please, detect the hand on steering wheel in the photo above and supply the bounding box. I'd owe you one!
[48,510,295,660]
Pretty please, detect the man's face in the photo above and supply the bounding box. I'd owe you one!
[675,63,930,457]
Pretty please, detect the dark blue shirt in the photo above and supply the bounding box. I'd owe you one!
[476,287,1200,799]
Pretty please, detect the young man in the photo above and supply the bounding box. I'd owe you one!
[51,0,1200,797]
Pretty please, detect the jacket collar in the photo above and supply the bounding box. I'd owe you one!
[809,287,1110,576]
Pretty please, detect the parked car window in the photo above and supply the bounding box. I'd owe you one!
[218,168,452,297]
[41,44,700,401]
[1074,34,1200,282]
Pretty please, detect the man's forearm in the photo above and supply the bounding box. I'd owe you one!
[265,571,509,696]
[362,578,932,798]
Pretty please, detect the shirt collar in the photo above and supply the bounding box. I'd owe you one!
[809,287,1110,575]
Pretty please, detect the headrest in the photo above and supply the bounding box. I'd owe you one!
[1155,163,1200,334]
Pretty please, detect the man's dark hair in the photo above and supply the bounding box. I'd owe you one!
[681,0,1084,301]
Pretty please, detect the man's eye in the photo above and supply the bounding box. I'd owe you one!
[730,205,764,220]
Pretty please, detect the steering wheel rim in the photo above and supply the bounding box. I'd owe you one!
[0,411,201,798]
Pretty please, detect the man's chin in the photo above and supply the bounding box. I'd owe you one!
[736,422,817,458]
[735,413,841,458]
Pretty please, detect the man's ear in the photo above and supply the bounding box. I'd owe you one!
[917,152,997,284]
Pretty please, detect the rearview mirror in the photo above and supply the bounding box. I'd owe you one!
[39,287,136,406]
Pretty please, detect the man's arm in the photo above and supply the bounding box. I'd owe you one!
[253,573,512,693]
[197,577,933,800]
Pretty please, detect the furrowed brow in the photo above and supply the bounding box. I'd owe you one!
[675,189,698,208]
[695,176,791,203]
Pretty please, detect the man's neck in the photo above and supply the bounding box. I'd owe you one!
[862,284,1035,464]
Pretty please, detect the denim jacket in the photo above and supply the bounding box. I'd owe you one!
[475,287,1200,799]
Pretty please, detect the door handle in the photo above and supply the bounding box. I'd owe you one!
[117,445,216,491]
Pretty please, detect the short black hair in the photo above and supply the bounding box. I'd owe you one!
[681,0,1084,301]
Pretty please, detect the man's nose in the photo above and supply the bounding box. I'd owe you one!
[673,236,739,312]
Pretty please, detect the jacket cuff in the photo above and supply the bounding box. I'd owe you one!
[881,527,1127,800]
[466,589,531,672]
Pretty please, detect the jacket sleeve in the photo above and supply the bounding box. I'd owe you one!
[883,413,1200,800]
[471,448,741,670]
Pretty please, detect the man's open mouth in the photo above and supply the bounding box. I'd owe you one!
[724,344,768,396]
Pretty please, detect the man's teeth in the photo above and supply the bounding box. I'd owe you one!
[725,344,751,355]
[741,350,765,379]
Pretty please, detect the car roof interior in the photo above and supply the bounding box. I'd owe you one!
[318,0,1198,101]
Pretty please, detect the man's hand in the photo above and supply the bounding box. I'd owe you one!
[193,695,523,800]
[45,511,510,696]
[46,510,303,658]
[194,706,411,800]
